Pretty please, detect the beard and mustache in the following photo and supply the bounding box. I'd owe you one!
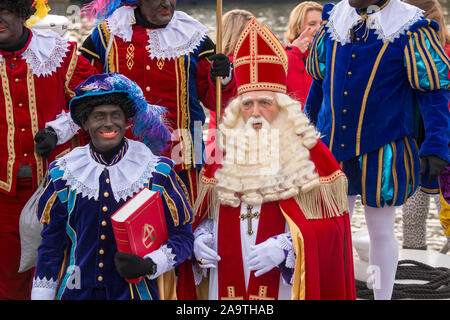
[214,109,320,207]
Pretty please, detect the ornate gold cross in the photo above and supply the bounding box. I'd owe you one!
[239,204,260,236]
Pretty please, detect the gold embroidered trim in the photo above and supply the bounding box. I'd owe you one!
[176,173,192,208]
[163,188,179,227]
[294,174,349,220]
[27,68,44,186]
[413,32,435,90]
[0,62,15,192]
[356,41,389,156]
[126,43,135,70]
[328,40,338,152]
[40,191,57,224]
[64,48,78,98]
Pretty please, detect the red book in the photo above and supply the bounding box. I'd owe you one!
[111,187,168,284]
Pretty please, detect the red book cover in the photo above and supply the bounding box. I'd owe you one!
[111,188,168,283]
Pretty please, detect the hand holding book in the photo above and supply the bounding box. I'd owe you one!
[114,252,157,279]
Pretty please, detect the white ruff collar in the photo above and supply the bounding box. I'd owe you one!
[107,6,208,60]
[327,0,423,44]
[56,139,159,202]
[0,29,70,77]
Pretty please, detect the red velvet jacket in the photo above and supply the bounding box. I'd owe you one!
[0,29,96,195]
[81,13,236,172]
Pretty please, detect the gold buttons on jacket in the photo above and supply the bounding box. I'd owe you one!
[99,249,104,255]
[340,144,345,148]
[18,103,23,107]
[352,54,356,59]
[99,262,104,268]
[21,128,25,132]
[101,220,107,227]
[23,153,28,157]
[100,234,106,240]
[104,192,109,198]
[105,179,110,184]
[342,109,348,114]
[146,86,151,92]
[342,125,347,130]
[344,91,348,96]
[347,72,352,76]
[98,276,103,282]
[14,78,19,82]
[102,206,108,212]
[146,65,151,71]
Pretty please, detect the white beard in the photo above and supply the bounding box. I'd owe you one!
[215,110,320,207]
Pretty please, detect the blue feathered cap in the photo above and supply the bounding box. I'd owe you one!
[69,72,171,155]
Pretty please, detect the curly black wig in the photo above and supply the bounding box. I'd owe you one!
[71,92,135,128]
[0,0,35,20]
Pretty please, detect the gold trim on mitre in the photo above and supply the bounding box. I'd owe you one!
[233,18,288,95]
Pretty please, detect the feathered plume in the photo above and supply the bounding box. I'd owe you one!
[81,0,139,22]
[131,101,172,156]
[26,0,50,27]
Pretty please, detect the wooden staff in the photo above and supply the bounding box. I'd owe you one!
[215,0,223,128]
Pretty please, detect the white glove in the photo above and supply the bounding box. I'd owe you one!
[248,237,285,277]
[193,233,221,269]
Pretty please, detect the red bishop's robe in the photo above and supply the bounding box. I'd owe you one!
[195,140,356,300]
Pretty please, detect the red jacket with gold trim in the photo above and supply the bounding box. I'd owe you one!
[0,28,97,196]
[81,7,237,172]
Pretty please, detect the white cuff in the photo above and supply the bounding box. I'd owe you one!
[31,277,58,300]
[46,110,80,145]
[274,233,295,268]
[144,244,176,280]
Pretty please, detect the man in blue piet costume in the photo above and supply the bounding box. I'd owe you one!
[31,73,194,300]
[305,0,450,299]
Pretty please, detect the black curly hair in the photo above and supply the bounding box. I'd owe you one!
[71,92,135,128]
[0,0,35,20]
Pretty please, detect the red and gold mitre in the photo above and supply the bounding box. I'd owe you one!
[233,18,288,95]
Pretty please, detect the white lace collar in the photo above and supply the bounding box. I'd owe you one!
[326,0,423,45]
[107,6,208,60]
[1,29,70,77]
[56,139,159,202]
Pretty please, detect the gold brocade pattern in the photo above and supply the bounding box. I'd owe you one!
[126,43,135,70]
[0,62,15,192]
[163,188,179,227]
[40,191,57,224]
[27,68,44,186]
[157,58,165,70]
[64,48,78,98]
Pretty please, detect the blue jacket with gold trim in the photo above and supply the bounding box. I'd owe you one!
[32,139,193,300]
[305,2,450,163]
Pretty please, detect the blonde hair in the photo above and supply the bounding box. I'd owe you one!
[285,1,323,43]
[403,0,450,45]
[220,9,255,56]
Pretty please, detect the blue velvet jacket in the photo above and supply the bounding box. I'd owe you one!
[305,2,450,163]
[32,139,193,300]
